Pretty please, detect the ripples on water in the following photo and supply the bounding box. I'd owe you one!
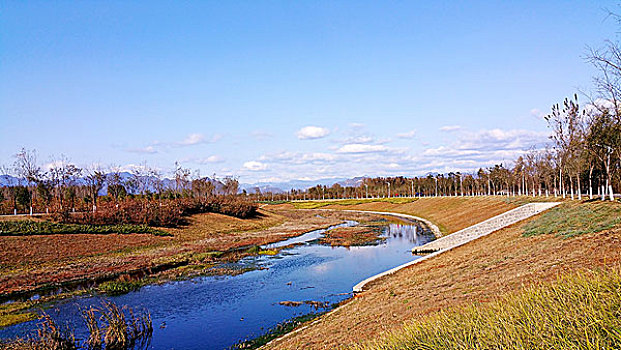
[0,220,435,350]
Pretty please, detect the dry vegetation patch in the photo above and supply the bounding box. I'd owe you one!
[319,226,384,247]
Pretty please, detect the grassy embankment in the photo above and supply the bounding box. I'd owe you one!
[264,199,621,350]
[357,268,621,350]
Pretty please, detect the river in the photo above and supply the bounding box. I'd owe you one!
[0,218,435,349]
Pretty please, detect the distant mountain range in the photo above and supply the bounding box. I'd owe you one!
[239,176,367,194]
[0,173,367,194]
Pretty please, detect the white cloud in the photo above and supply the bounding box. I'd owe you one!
[423,146,481,157]
[530,108,545,119]
[259,151,337,165]
[243,161,269,171]
[440,125,461,132]
[343,135,374,144]
[178,133,205,146]
[336,144,389,153]
[251,130,273,140]
[176,133,221,146]
[457,128,549,151]
[127,146,157,154]
[296,126,330,140]
[302,153,337,162]
[197,155,224,164]
[396,129,416,139]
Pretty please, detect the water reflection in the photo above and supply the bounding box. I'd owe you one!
[0,220,435,350]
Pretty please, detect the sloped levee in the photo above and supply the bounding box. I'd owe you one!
[353,202,561,293]
[412,202,560,253]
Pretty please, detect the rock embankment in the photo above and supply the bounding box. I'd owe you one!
[412,202,560,253]
[353,202,560,293]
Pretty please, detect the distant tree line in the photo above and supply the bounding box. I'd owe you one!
[0,153,254,220]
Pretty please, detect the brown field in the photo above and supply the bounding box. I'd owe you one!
[0,209,382,297]
[264,200,621,350]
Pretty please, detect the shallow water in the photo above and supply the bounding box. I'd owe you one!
[0,219,434,349]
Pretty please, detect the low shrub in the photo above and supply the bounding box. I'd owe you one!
[52,197,258,228]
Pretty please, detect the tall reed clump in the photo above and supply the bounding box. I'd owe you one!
[355,268,621,350]
[3,301,153,350]
[36,314,78,350]
[81,301,152,350]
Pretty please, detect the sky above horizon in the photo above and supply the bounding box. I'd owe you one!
[1,1,618,184]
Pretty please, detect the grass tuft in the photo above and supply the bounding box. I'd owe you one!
[98,280,145,296]
[233,312,325,349]
[355,268,621,350]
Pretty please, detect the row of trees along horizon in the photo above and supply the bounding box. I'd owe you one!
[2,26,621,213]
[0,157,257,225]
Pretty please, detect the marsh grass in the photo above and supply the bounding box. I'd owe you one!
[1,301,152,350]
[355,268,621,350]
[98,280,145,296]
[232,312,325,349]
[0,301,38,329]
[523,202,621,238]
[0,220,170,237]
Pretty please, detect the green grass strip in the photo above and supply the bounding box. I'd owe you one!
[523,202,621,238]
[0,220,171,236]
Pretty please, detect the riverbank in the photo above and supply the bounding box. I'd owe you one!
[262,198,621,349]
[0,209,388,329]
[1,212,429,349]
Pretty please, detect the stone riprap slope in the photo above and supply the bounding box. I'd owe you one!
[352,202,560,293]
[412,202,561,253]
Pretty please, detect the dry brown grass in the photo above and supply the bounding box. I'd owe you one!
[264,201,621,350]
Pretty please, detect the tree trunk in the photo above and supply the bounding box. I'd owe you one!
[560,167,565,199]
[589,166,594,200]
[577,174,581,200]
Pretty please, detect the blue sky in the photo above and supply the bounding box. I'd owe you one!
[0,1,618,183]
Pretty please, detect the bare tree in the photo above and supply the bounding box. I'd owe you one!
[84,164,107,211]
[13,148,41,214]
[222,176,239,196]
[48,155,82,210]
